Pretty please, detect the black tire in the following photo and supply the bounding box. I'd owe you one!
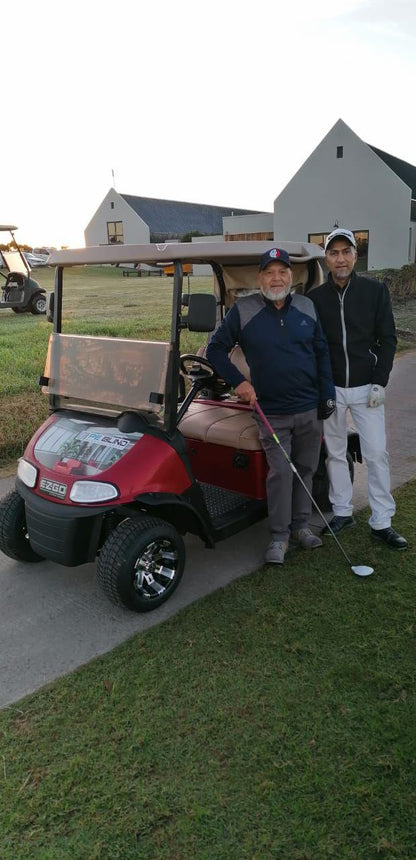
[30,293,47,315]
[97,516,185,612]
[0,491,44,562]
[312,452,354,511]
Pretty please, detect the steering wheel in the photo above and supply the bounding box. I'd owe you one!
[180,354,218,380]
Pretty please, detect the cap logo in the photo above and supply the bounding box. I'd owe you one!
[269,249,280,259]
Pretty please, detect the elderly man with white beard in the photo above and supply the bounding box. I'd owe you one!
[206,248,335,566]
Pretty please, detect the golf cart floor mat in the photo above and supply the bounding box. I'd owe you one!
[198,482,266,533]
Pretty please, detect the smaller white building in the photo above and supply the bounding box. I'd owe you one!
[85,189,268,248]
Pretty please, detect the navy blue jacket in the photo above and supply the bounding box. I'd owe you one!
[206,292,335,415]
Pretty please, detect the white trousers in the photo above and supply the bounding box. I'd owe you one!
[323,384,395,529]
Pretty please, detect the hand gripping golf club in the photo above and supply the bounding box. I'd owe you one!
[254,401,373,577]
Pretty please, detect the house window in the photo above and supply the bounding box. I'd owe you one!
[354,230,369,271]
[225,232,274,241]
[110,202,114,209]
[337,146,343,158]
[107,221,124,244]
[308,233,326,249]
[308,230,369,271]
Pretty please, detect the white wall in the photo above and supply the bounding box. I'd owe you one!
[84,188,150,246]
[273,120,412,270]
[222,213,273,236]
[191,234,222,276]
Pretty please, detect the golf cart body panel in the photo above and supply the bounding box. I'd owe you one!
[0,239,361,611]
[0,225,47,314]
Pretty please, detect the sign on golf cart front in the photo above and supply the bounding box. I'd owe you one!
[39,478,67,499]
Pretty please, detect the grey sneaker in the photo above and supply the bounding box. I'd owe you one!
[291,528,323,550]
[264,540,289,564]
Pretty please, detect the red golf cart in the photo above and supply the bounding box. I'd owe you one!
[0,241,360,611]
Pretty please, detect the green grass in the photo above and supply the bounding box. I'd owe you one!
[0,482,415,859]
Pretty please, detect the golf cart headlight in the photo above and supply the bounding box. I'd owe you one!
[17,458,38,488]
[69,481,119,503]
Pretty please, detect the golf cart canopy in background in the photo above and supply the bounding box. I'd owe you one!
[0,224,31,277]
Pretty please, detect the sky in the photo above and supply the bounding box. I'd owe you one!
[2,0,415,249]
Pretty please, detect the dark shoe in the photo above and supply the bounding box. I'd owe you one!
[371,527,408,550]
[322,515,355,535]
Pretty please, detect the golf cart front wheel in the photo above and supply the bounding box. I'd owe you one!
[97,516,185,612]
[0,490,44,562]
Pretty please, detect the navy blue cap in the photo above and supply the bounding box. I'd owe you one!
[259,248,291,270]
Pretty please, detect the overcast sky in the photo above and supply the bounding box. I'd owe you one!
[2,0,415,248]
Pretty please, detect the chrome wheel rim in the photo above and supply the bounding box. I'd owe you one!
[133,538,179,601]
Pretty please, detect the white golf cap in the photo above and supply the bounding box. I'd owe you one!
[324,228,357,252]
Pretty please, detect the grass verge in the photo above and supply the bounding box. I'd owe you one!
[0,482,415,859]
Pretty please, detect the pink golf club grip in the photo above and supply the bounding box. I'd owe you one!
[254,400,274,435]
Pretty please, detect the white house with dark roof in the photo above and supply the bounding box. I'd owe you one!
[84,188,269,247]
[273,119,416,271]
[85,120,415,271]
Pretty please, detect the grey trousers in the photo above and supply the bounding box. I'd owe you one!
[254,409,322,542]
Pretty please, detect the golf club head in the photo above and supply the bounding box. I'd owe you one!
[351,565,374,577]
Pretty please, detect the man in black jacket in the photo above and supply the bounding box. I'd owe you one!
[310,228,407,549]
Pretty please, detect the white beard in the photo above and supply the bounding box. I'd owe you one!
[262,285,291,302]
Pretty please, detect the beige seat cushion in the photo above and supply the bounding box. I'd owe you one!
[178,401,261,451]
[182,344,257,449]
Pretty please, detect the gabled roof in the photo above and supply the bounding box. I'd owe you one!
[368,146,416,198]
[120,194,268,241]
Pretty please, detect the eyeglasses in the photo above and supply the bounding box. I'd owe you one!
[326,247,355,259]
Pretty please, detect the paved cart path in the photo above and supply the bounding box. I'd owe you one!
[1,350,415,708]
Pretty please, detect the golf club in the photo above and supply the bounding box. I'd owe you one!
[254,400,374,577]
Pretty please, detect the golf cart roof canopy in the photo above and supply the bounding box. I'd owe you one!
[48,240,324,269]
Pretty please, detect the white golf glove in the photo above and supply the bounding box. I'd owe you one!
[367,384,385,408]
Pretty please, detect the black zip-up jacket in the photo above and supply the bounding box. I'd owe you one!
[310,272,397,388]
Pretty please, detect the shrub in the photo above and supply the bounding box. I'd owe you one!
[374,263,416,303]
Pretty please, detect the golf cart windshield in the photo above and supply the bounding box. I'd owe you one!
[43,334,171,414]
[1,250,30,276]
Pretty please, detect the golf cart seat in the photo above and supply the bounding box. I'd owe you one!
[178,346,262,452]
